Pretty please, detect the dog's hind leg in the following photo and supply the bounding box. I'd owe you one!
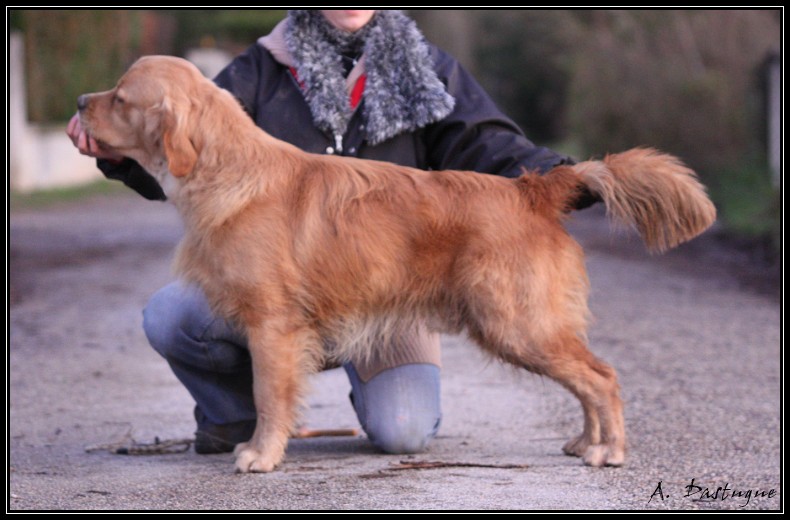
[560,372,602,458]
[474,323,626,467]
[538,338,625,467]
[501,326,625,467]
[233,320,322,473]
[461,238,625,467]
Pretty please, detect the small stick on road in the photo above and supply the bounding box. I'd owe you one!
[291,428,360,439]
[387,460,529,470]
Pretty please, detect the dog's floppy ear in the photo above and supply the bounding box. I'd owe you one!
[161,102,197,177]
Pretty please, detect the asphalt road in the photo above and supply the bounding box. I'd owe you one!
[8,192,781,510]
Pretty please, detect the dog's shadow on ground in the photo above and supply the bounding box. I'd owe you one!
[148,437,377,474]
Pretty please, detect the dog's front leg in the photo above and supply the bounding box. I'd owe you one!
[233,322,319,473]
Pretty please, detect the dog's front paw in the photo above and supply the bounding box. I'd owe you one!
[233,444,281,473]
[582,444,625,467]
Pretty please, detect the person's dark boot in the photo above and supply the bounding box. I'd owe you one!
[193,407,256,454]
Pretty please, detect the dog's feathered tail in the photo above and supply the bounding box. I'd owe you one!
[544,148,717,253]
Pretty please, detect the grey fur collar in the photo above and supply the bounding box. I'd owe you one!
[283,10,455,145]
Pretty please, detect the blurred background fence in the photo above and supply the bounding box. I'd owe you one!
[8,9,780,250]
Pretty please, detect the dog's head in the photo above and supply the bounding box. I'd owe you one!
[78,56,210,190]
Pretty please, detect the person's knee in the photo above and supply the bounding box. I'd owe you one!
[366,411,441,454]
[355,363,442,454]
[143,290,177,357]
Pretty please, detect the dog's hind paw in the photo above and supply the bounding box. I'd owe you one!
[582,444,625,467]
[233,444,281,473]
[562,434,591,458]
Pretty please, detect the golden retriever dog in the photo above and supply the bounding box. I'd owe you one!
[78,56,716,473]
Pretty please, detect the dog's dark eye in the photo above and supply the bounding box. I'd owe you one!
[113,94,125,105]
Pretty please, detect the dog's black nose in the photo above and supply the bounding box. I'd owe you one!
[77,94,89,111]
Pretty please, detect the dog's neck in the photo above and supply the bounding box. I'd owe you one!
[161,86,304,232]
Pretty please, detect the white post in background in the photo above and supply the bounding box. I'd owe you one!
[9,31,32,191]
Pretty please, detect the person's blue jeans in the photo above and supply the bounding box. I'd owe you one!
[142,282,441,454]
